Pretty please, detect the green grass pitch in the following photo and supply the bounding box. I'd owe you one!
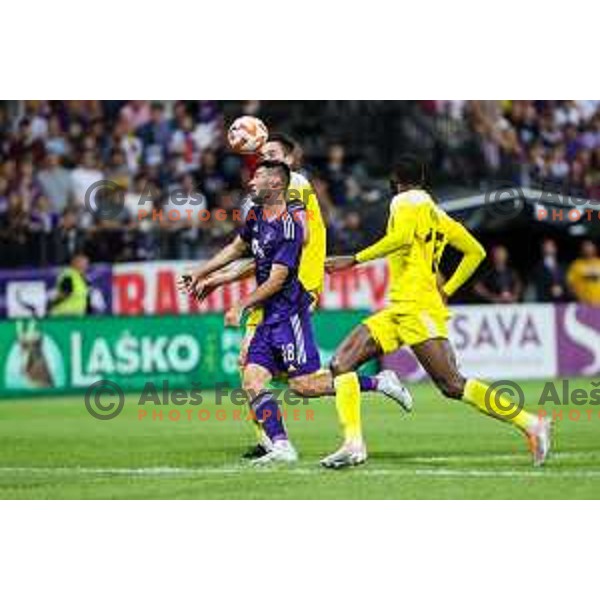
[0,378,599,499]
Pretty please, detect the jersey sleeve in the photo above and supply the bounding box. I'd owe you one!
[237,211,254,245]
[439,211,487,296]
[272,213,304,270]
[355,202,417,263]
[288,201,308,244]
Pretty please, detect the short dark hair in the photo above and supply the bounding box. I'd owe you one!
[267,132,296,156]
[390,156,427,189]
[256,160,291,189]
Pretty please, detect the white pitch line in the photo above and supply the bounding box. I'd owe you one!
[0,451,597,479]
[404,450,599,464]
[1,465,600,479]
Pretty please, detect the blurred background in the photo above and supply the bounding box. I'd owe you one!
[1,100,599,304]
[0,100,599,393]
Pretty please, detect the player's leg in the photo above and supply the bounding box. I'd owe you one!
[239,312,273,459]
[289,317,412,404]
[411,338,551,466]
[243,324,297,464]
[319,325,381,468]
[289,364,406,400]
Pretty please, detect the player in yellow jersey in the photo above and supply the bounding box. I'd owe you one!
[318,158,552,469]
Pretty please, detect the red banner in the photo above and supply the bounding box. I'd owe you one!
[112,260,389,315]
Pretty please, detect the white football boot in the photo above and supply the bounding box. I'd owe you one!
[320,441,368,469]
[375,370,413,412]
[525,416,553,467]
[251,439,298,466]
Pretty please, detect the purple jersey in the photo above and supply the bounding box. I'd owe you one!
[247,307,321,377]
[240,202,311,325]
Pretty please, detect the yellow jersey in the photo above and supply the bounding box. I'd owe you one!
[290,171,326,294]
[356,189,486,314]
[567,257,600,305]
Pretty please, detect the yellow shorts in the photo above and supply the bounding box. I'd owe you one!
[245,307,263,331]
[363,307,449,354]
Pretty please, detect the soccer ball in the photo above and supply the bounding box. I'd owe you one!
[227,116,268,154]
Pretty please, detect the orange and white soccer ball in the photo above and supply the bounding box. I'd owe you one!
[227,116,268,154]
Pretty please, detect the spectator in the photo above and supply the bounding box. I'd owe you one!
[323,143,350,204]
[197,150,226,205]
[170,114,202,173]
[567,240,600,305]
[45,114,70,157]
[106,149,130,191]
[120,101,151,131]
[112,118,143,174]
[0,175,9,212]
[161,173,207,259]
[29,195,60,265]
[206,191,239,248]
[0,193,31,267]
[533,238,569,302]
[70,151,104,209]
[55,207,87,265]
[474,245,522,303]
[332,210,369,254]
[48,253,91,316]
[37,152,72,212]
[87,184,134,263]
[16,160,42,207]
[7,117,46,163]
[195,101,223,150]
[136,102,172,167]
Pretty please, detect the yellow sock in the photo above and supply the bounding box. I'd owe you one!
[252,420,265,442]
[240,364,268,446]
[463,378,537,432]
[334,372,362,443]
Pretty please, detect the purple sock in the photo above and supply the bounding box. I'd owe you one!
[252,392,287,442]
[359,375,378,392]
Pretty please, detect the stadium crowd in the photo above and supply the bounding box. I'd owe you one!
[420,100,600,196]
[0,100,389,267]
[0,100,599,305]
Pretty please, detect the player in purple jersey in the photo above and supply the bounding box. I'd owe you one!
[179,158,414,464]
[180,160,319,463]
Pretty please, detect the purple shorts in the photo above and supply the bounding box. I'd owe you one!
[247,310,321,377]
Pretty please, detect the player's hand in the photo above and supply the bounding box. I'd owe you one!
[325,255,357,273]
[177,274,215,302]
[224,304,243,327]
[177,274,195,294]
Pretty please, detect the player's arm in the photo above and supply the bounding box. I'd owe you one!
[240,264,289,311]
[326,204,416,271]
[178,235,248,297]
[224,265,290,327]
[440,214,487,298]
[191,258,256,302]
[225,215,303,326]
[295,207,309,246]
